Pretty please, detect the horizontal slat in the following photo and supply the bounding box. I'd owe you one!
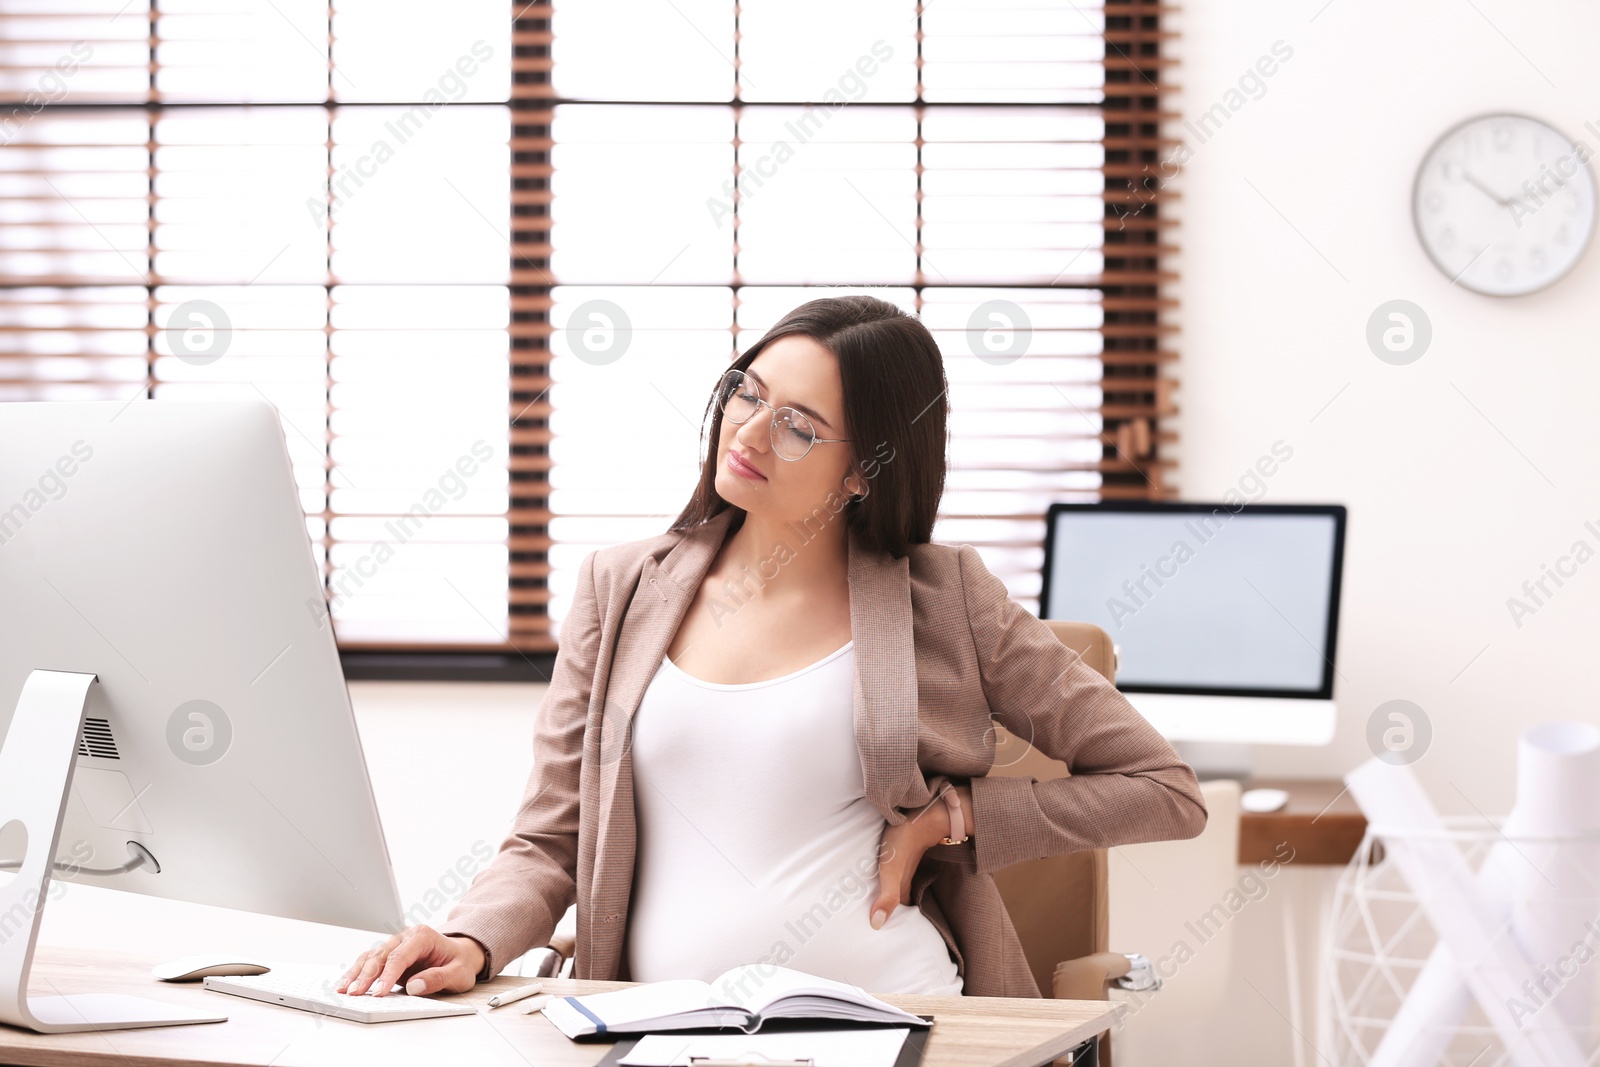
[1103,190,1181,203]
[1099,110,1181,121]
[1100,296,1178,310]
[1102,56,1179,70]
[1101,322,1178,335]
[1054,270,1178,284]
[1103,216,1178,230]
[1101,138,1185,150]
[1098,350,1178,364]
[1102,402,1177,419]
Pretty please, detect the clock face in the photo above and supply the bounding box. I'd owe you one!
[1412,113,1597,296]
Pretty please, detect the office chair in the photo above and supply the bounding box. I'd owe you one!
[523,620,1157,1067]
[985,619,1158,1067]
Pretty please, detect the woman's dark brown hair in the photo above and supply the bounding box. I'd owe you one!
[668,295,949,559]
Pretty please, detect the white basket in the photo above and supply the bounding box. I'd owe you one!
[1322,815,1600,1067]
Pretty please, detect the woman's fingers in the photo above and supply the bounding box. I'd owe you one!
[872,822,913,929]
[340,927,480,998]
[342,934,409,996]
[368,929,427,998]
[346,950,393,997]
[873,814,938,929]
[337,936,399,994]
[335,955,364,992]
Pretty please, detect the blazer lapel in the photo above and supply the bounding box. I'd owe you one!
[842,526,921,819]
[585,507,922,977]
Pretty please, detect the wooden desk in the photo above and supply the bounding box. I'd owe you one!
[0,948,1122,1067]
[1238,776,1366,866]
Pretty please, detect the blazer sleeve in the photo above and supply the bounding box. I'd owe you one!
[435,549,601,979]
[957,544,1208,877]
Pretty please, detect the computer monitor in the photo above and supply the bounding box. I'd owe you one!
[1040,502,1347,747]
[0,399,404,1032]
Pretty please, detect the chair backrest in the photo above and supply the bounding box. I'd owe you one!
[985,620,1116,997]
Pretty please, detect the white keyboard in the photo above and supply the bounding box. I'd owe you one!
[203,972,477,1024]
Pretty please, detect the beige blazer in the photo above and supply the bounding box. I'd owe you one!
[439,506,1207,998]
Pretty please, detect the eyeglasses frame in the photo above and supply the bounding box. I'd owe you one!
[716,368,852,462]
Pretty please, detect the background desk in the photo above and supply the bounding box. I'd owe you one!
[0,948,1121,1067]
[1238,776,1366,866]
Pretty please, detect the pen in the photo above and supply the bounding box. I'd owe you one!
[486,981,544,1009]
[687,1058,814,1066]
[521,995,554,1015]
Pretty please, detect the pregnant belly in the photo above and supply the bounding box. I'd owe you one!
[628,822,960,993]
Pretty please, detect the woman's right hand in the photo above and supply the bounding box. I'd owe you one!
[337,925,486,997]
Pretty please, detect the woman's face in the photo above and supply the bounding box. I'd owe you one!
[714,335,864,528]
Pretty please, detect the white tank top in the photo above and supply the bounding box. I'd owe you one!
[624,639,964,997]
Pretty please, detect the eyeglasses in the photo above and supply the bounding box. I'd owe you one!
[716,368,851,462]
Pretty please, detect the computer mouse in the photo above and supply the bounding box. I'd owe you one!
[152,954,272,982]
[1240,787,1290,814]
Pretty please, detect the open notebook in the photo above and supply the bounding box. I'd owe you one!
[541,964,935,1040]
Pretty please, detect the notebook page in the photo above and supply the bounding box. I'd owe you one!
[556,977,735,1027]
[709,964,890,1016]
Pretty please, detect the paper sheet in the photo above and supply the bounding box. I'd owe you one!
[1367,721,1600,1067]
[1502,722,1600,1034]
[1344,757,1587,1067]
[618,1027,910,1067]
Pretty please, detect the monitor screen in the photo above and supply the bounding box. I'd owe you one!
[1040,504,1345,697]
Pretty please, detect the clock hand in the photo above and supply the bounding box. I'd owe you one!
[1462,170,1510,206]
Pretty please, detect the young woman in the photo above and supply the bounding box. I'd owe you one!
[338,295,1206,1001]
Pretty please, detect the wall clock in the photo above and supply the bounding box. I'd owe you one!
[1412,113,1596,296]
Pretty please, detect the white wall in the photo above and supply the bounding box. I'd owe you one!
[1171,0,1600,800]
[1164,1,1600,1062]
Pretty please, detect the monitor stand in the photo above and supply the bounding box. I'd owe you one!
[0,670,226,1032]
[1174,740,1255,781]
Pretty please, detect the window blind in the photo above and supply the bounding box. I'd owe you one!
[0,1,1174,656]
[526,0,1177,651]
[0,0,518,651]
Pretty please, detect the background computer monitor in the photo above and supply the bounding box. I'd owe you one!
[0,399,404,1028]
[1040,502,1347,700]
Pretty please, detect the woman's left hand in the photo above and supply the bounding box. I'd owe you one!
[871,785,972,930]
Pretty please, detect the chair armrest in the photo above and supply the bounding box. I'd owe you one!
[1053,951,1134,1001]
[547,928,575,961]
[526,946,565,978]
[505,903,578,979]
[529,902,578,977]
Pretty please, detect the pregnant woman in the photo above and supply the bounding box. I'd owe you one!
[339,294,1207,1001]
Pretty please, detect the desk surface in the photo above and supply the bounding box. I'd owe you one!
[0,948,1122,1067]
